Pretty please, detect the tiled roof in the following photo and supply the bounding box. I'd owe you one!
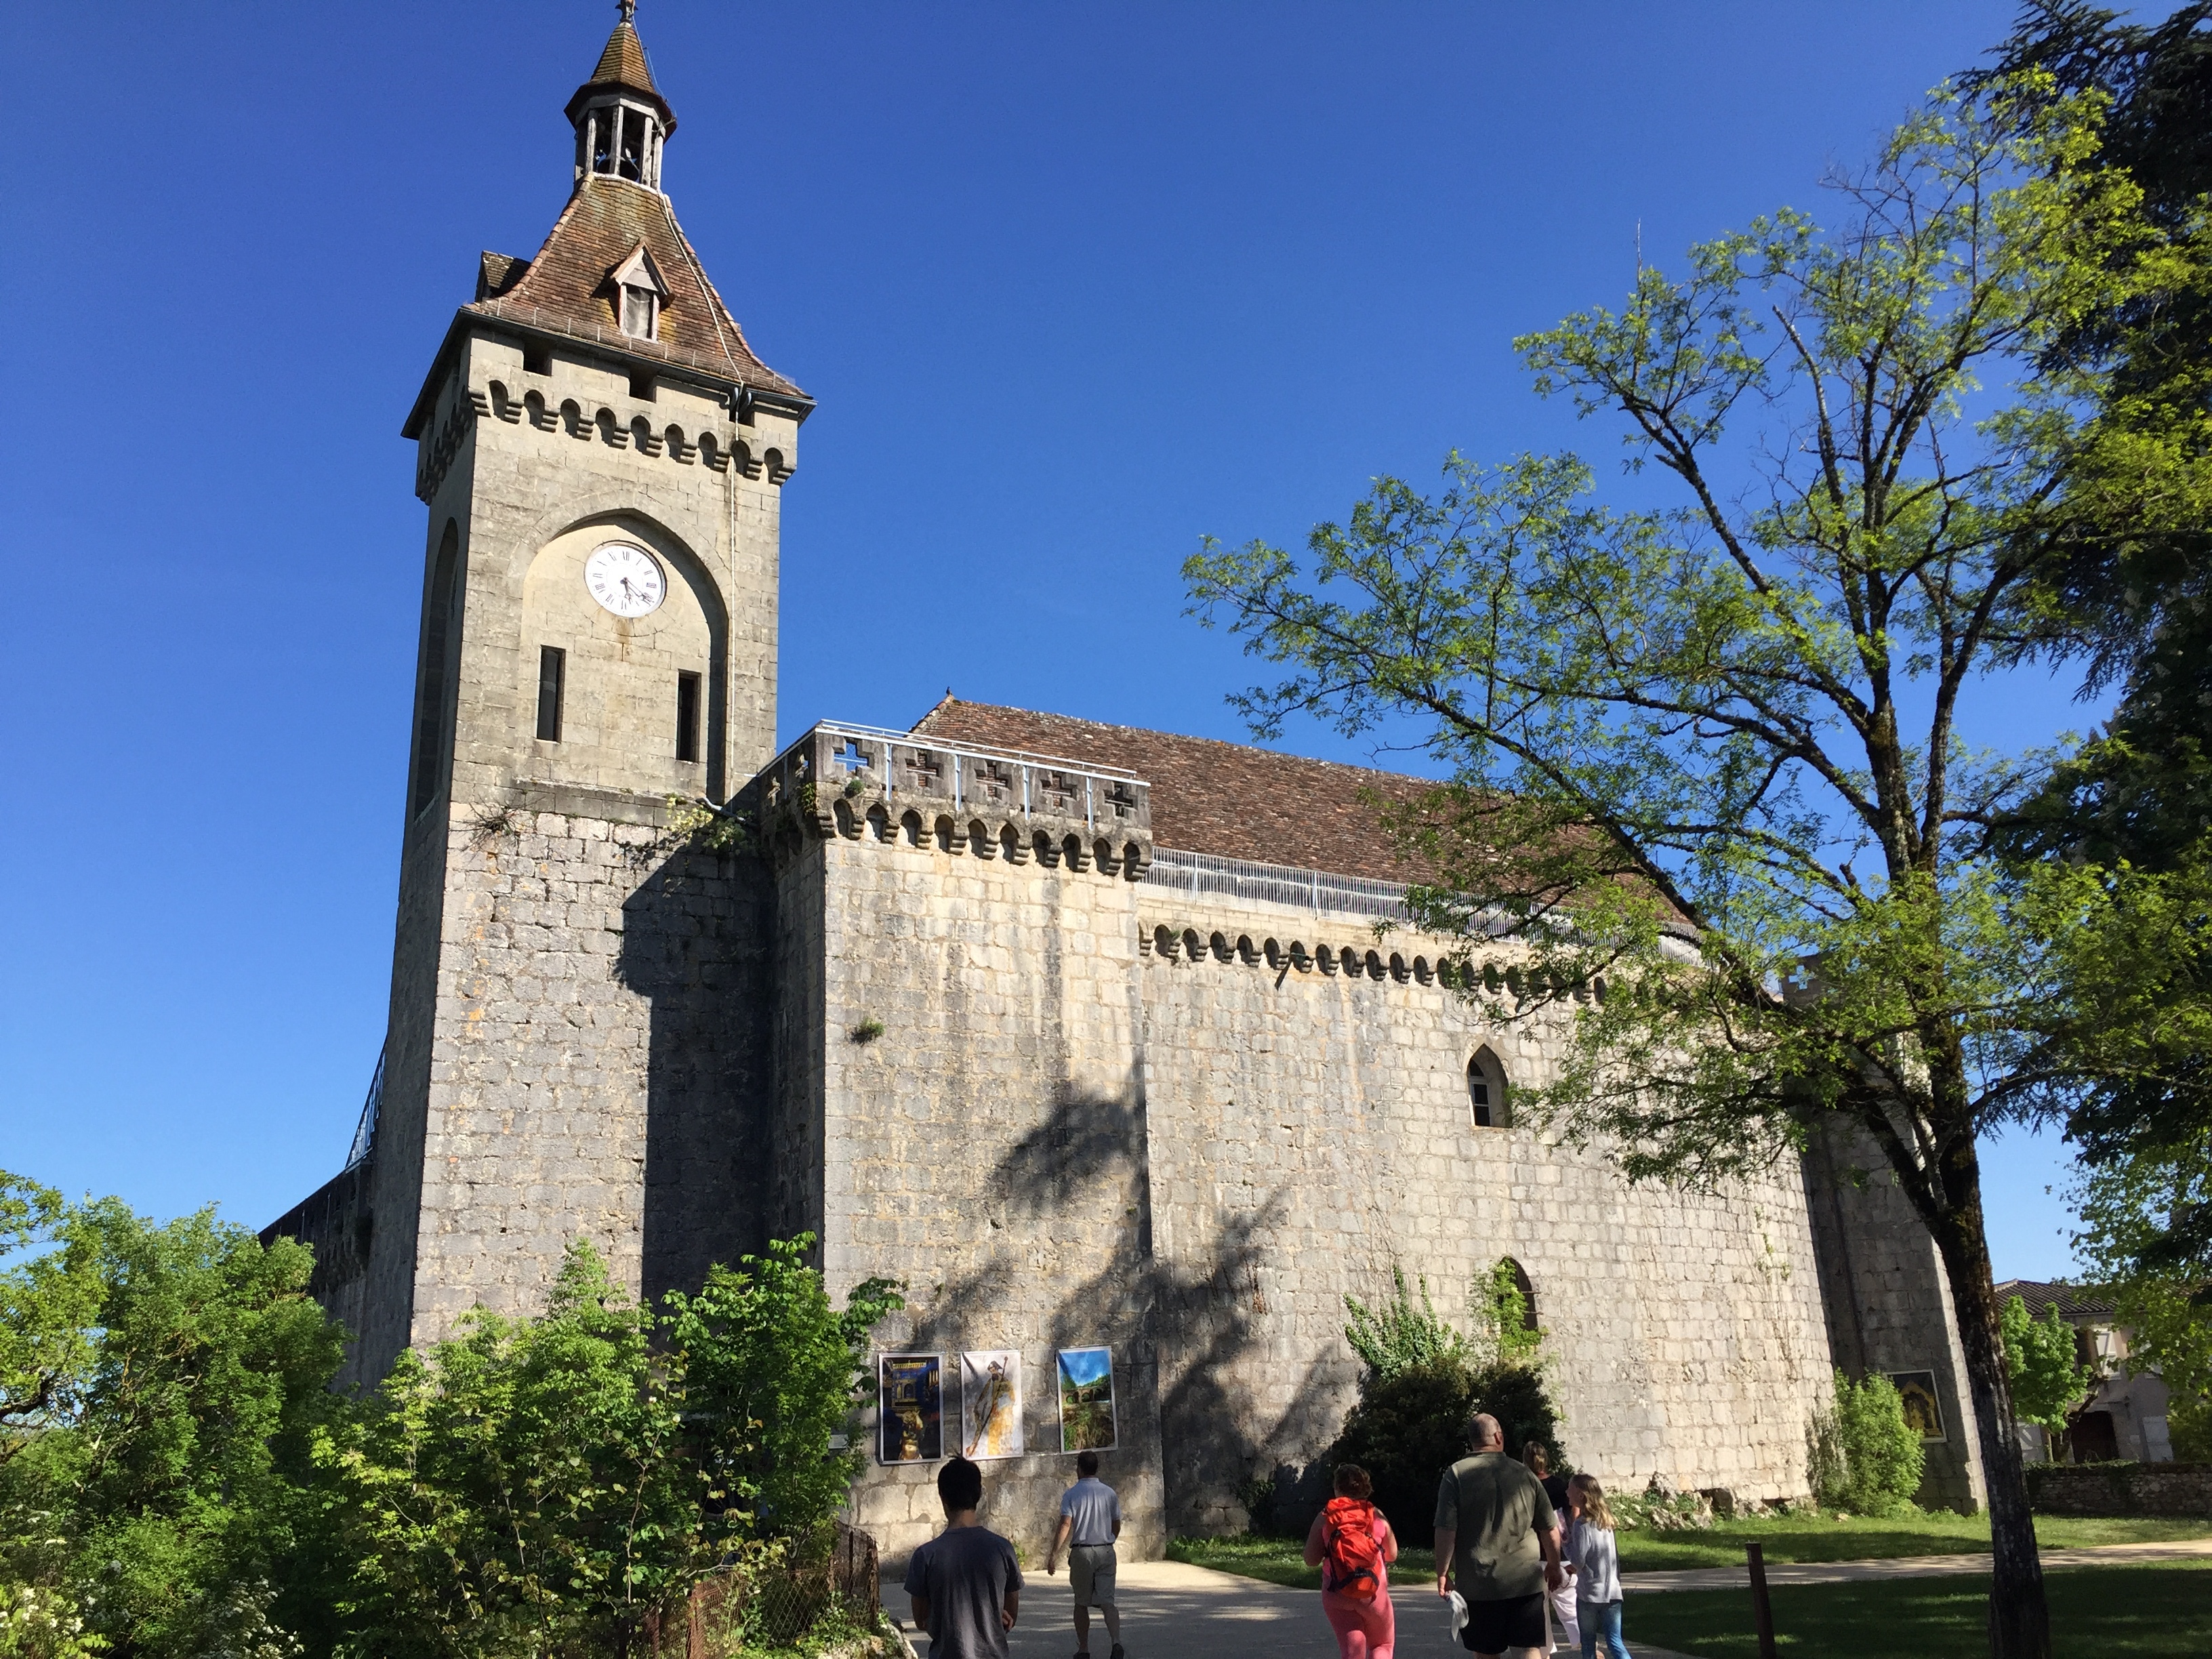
[466,177,804,400]
[567,19,674,131]
[1996,1280,2115,1322]
[911,697,1441,885]
[476,251,529,302]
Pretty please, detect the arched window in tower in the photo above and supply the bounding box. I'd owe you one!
[1468,1046,1510,1130]
[610,244,665,342]
[1488,1257,1540,1357]
[409,522,462,817]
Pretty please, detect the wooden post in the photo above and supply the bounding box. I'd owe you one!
[1746,1541,1778,1659]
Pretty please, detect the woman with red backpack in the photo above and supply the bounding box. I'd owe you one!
[1303,1463,1399,1659]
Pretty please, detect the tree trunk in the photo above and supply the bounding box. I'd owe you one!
[1928,1189,2051,1659]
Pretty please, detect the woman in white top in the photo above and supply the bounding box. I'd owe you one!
[1564,1475,1629,1659]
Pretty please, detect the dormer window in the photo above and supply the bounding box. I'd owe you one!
[610,244,667,342]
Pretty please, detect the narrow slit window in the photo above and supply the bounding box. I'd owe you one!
[675,671,701,762]
[536,646,565,742]
[523,343,552,375]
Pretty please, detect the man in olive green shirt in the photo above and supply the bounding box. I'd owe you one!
[1433,1413,1563,1659]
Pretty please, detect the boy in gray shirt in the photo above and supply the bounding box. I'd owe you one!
[1044,1450,1125,1659]
[905,1458,1023,1659]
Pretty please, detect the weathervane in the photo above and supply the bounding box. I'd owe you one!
[618,0,636,22]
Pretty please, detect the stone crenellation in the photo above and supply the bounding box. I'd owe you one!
[743,722,1155,879]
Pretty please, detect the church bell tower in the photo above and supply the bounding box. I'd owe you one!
[281,4,811,1385]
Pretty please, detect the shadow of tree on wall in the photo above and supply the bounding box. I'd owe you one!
[902,1072,1349,1537]
[617,838,777,1307]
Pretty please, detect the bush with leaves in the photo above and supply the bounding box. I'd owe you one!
[1807,1372,1925,1516]
[1473,1261,1544,1368]
[314,1244,699,1659]
[662,1237,902,1544]
[315,1235,901,1659]
[1330,1361,1561,1548]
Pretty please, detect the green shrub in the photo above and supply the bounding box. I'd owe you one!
[1807,1371,1924,1515]
[1330,1359,1562,1547]
[2171,1398,2212,1462]
[1343,1267,1466,1380]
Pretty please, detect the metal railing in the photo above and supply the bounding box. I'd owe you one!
[812,718,1144,785]
[342,1043,386,1172]
[1142,846,1412,920]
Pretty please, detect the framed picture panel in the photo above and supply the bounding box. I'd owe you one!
[1057,1347,1115,1452]
[960,1350,1025,1459]
[879,1353,944,1464]
[1888,1370,1946,1441]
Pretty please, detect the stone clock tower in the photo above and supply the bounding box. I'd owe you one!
[280,6,811,1385]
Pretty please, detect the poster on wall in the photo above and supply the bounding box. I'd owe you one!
[1057,1347,1116,1453]
[960,1351,1025,1460]
[879,1354,943,1465]
[1888,1372,1946,1441]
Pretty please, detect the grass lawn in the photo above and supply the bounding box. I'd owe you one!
[1166,1513,2212,1589]
[1627,1562,2212,1658]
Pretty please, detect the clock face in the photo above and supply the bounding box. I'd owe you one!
[583,542,667,618]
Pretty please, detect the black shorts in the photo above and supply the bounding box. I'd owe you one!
[1459,1592,1547,1654]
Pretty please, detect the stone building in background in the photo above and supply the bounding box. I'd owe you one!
[265,7,1985,1558]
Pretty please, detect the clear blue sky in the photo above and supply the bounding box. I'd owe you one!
[1,1,2091,1279]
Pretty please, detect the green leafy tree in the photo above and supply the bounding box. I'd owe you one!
[0,1174,346,1659]
[661,1235,901,1543]
[1807,1372,1926,1515]
[314,1242,699,1659]
[1187,85,2161,1657]
[2001,1296,2095,1436]
[1969,5,2212,1385]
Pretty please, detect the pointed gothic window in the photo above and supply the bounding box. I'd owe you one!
[1469,1048,1510,1129]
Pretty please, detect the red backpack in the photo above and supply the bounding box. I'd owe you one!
[1322,1497,1384,1599]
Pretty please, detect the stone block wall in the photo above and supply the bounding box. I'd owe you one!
[2027,1461,2212,1516]
[794,823,1165,1566]
[790,815,1835,1563]
[1803,1124,1985,1511]
[1134,888,1836,1535]
[401,798,774,1343]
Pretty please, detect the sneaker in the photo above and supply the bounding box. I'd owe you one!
[1110,1646,1126,1659]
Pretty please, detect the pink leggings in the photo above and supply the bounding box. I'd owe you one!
[1322,1589,1395,1659]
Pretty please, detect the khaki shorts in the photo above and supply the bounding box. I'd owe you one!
[1069,1543,1118,1607]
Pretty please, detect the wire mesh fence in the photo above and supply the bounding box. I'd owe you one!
[642,1524,884,1659]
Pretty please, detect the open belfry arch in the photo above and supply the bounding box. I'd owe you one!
[266,4,1989,1559]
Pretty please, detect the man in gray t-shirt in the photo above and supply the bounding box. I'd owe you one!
[1433,1414,1561,1659]
[905,1458,1023,1659]
[1044,1450,1125,1659]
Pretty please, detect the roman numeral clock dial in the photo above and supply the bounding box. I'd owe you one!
[583,541,667,617]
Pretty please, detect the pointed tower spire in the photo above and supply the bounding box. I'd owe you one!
[567,1,676,189]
